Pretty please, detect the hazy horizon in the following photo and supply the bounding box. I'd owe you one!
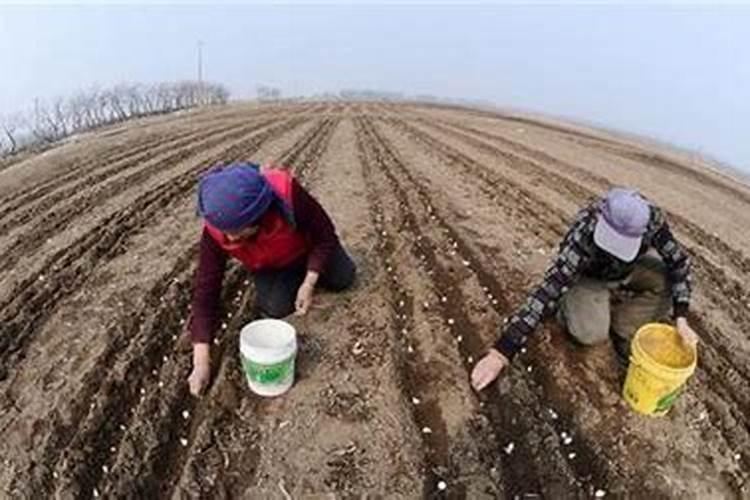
[1,4,748,171]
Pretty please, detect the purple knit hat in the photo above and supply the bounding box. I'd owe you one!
[593,188,651,262]
[197,163,275,232]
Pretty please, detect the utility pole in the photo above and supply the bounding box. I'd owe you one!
[197,40,204,84]
[197,40,205,105]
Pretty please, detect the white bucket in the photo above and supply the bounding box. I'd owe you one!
[239,319,297,397]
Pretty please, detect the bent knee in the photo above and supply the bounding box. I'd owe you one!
[322,262,357,292]
[567,322,610,346]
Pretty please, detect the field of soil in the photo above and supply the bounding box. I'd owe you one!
[0,101,748,499]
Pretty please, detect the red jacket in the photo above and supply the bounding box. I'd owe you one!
[191,171,340,344]
[203,169,312,272]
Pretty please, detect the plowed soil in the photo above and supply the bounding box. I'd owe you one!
[1,102,748,499]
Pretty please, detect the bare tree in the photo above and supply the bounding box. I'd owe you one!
[53,97,71,136]
[123,84,142,117]
[66,91,89,132]
[1,80,230,158]
[0,118,8,155]
[79,86,103,128]
[207,83,230,105]
[0,113,26,154]
[31,100,63,143]
[104,87,128,122]
[257,85,282,102]
[142,84,158,114]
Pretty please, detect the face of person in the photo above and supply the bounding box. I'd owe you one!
[223,223,259,242]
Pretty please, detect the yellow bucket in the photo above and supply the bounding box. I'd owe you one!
[622,323,697,416]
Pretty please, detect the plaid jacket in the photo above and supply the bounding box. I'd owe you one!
[494,198,692,360]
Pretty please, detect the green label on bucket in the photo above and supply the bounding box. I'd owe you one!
[242,355,294,385]
[655,387,682,413]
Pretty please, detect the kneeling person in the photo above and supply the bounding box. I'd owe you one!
[472,188,697,391]
[187,163,356,396]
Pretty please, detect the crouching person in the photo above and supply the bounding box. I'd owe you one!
[187,163,356,396]
[472,188,697,391]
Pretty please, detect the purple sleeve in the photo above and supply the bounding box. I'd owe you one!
[291,179,339,273]
[189,228,227,344]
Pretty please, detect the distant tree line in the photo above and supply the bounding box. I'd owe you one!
[337,89,405,101]
[304,89,496,109]
[0,80,230,157]
[256,85,282,101]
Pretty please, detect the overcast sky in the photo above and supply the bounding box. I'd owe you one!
[0,3,748,171]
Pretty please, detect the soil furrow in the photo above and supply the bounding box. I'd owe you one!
[363,116,621,497]
[415,115,750,282]
[43,107,328,497]
[402,102,638,150]
[354,117,450,498]
[0,118,245,234]
[10,245,197,496]
[381,116,569,243]
[397,113,750,371]
[286,118,341,181]
[13,113,318,496]
[0,116,309,381]
[0,104,290,215]
[406,115,750,332]
[99,266,254,500]
[409,103,750,204]
[53,253,202,499]
[409,116,750,390]
[3,102,748,499]
[1,129,188,222]
[280,117,331,167]
[373,113,749,495]
[0,116,286,271]
[386,115,750,388]
[488,108,750,206]
[0,114,306,316]
[232,116,424,497]
[162,111,340,498]
[135,108,338,498]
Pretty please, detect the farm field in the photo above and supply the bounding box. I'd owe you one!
[0,101,748,499]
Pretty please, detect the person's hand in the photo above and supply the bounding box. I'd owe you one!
[188,343,211,396]
[676,317,699,347]
[471,349,510,391]
[295,280,315,316]
[188,363,210,396]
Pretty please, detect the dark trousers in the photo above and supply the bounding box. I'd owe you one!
[253,244,356,318]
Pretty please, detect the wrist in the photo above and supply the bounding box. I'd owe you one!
[673,302,689,319]
[193,343,211,366]
[493,337,518,362]
[304,271,320,287]
[488,348,509,364]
